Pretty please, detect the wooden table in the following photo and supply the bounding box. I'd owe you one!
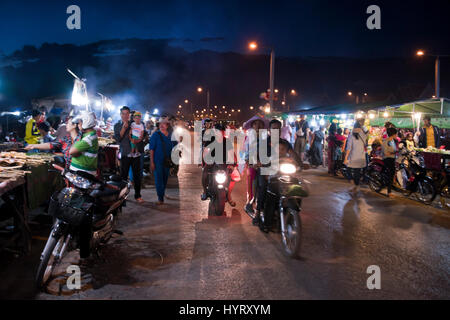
[0,174,31,255]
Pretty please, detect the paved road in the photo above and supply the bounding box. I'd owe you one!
[1,163,449,299]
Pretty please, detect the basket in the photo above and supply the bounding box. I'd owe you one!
[421,152,444,171]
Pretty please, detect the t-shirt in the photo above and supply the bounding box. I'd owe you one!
[295,120,309,138]
[25,118,40,145]
[426,126,435,148]
[281,125,292,141]
[70,130,99,175]
[149,130,174,165]
[131,122,144,139]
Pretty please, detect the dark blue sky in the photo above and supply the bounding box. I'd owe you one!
[1,0,449,57]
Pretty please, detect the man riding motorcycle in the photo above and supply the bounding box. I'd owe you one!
[200,120,237,207]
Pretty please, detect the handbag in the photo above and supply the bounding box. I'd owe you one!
[157,131,174,168]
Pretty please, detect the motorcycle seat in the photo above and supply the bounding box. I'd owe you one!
[90,188,120,199]
[106,180,128,189]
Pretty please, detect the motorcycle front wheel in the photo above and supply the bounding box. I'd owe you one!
[416,179,436,205]
[281,208,302,258]
[208,189,227,216]
[35,233,66,289]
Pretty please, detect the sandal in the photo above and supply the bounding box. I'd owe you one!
[136,198,145,203]
[228,200,236,207]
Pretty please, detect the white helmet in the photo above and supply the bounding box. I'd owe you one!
[72,111,96,129]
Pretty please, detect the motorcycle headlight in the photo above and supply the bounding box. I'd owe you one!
[280,163,296,174]
[215,171,227,184]
[65,172,93,190]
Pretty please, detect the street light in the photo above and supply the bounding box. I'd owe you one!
[249,41,275,112]
[197,86,210,109]
[416,49,449,98]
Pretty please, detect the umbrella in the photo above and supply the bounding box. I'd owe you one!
[243,115,269,130]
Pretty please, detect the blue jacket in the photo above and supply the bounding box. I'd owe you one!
[418,125,441,148]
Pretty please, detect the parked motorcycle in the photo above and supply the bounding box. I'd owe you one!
[35,161,131,289]
[260,160,309,258]
[206,164,230,216]
[366,144,436,204]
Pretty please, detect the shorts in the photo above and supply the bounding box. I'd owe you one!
[131,134,139,149]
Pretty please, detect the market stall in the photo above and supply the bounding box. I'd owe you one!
[0,151,63,254]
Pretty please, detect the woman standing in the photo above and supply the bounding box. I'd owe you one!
[326,122,338,175]
[343,120,368,194]
[382,128,398,198]
[309,126,324,167]
[149,117,174,205]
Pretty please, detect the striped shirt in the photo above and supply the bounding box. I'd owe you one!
[70,130,98,175]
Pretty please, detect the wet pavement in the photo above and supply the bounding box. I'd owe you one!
[1,163,450,300]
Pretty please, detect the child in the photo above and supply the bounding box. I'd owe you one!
[129,111,144,157]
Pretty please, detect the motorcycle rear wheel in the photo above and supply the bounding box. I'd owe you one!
[368,171,383,193]
[281,208,302,258]
[35,234,65,289]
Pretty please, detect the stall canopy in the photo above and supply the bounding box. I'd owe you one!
[290,98,450,129]
[371,98,450,129]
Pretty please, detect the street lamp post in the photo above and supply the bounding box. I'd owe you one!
[197,87,210,109]
[249,41,275,112]
[416,50,449,98]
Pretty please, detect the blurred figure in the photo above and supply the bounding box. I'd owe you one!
[309,125,324,167]
[344,120,369,195]
[294,115,310,162]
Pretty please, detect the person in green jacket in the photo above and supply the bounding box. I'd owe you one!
[69,112,99,176]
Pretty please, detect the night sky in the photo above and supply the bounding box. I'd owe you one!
[1,0,450,58]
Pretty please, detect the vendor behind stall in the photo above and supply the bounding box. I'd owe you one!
[25,116,82,167]
[24,109,42,145]
[417,115,441,148]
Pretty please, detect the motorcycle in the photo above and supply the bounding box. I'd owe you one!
[260,159,309,258]
[366,144,436,204]
[206,164,230,216]
[35,160,131,289]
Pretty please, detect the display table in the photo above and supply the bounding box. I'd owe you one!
[0,173,31,255]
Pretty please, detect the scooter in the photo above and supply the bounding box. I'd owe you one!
[366,144,436,204]
[35,158,131,289]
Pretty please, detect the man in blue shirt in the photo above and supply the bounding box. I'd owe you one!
[149,116,174,205]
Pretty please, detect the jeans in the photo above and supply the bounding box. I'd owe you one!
[154,163,170,202]
[121,156,142,199]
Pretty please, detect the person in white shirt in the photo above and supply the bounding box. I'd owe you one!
[281,119,293,143]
